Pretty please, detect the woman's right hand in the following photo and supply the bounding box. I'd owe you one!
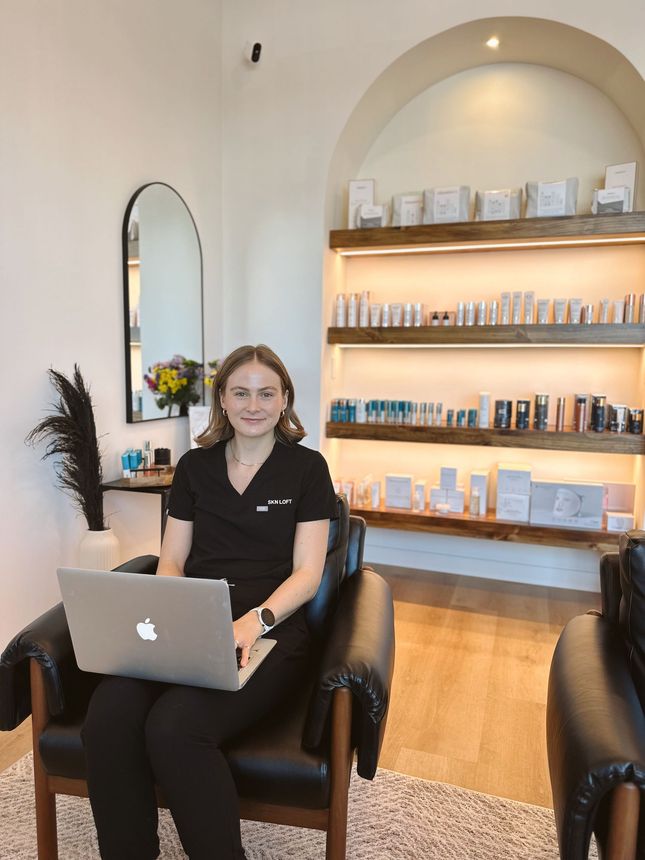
[233,611,264,668]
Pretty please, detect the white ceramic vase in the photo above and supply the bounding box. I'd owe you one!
[78,527,120,570]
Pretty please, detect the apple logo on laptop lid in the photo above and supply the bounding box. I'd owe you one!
[136,618,157,641]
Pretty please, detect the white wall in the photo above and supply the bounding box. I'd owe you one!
[0,0,222,647]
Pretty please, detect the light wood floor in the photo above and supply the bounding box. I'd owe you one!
[0,567,599,807]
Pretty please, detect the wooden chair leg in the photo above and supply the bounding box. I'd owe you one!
[606,782,640,860]
[326,687,353,860]
[30,659,59,860]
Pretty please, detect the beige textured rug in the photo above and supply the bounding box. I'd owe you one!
[0,754,597,859]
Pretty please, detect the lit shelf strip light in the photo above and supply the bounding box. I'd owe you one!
[336,235,645,256]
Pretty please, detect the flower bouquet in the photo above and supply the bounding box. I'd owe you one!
[144,355,204,417]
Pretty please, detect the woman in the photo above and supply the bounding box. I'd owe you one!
[82,344,337,860]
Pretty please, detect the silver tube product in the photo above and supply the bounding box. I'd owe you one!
[391,303,403,327]
[478,391,490,428]
[523,291,535,324]
[554,298,567,324]
[489,300,499,326]
[381,303,391,327]
[456,302,465,326]
[435,402,443,426]
[613,299,625,323]
[574,395,587,432]
[347,293,358,327]
[624,293,636,323]
[582,304,594,324]
[569,298,582,324]
[537,299,550,324]
[639,294,645,324]
[335,294,346,327]
[414,303,424,326]
[465,302,476,326]
[359,291,370,327]
[512,292,522,324]
[476,301,487,325]
[427,402,435,426]
[555,397,566,432]
[599,298,610,324]
[403,302,414,327]
[533,393,549,430]
[500,292,511,325]
[370,303,382,326]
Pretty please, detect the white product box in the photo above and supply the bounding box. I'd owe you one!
[423,185,470,224]
[470,470,490,516]
[447,487,465,514]
[603,481,636,513]
[606,511,635,532]
[529,479,604,530]
[526,178,579,217]
[605,162,637,212]
[385,473,414,509]
[357,203,389,229]
[496,492,530,523]
[348,179,375,228]
[430,485,448,510]
[440,466,458,491]
[475,188,522,221]
[392,193,423,226]
[592,187,631,215]
[497,463,532,496]
[414,480,427,512]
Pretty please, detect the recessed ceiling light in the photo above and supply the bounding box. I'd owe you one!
[486,36,500,49]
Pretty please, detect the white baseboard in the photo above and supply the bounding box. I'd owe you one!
[363,527,602,592]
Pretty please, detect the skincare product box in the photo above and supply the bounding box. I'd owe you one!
[496,493,530,523]
[348,179,375,228]
[526,178,579,217]
[414,480,427,512]
[370,480,381,509]
[392,193,423,226]
[592,187,631,215]
[357,203,389,229]
[529,479,604,529]
[606,511,635,532]
[385,473,414,509]
[440,465,458,492]
[605,162,637,212]
[423,186,470,224]
[470,470,490,516]
[341,480,355,505]
[497,463,532,496]
[447,487,465,514]
[602,481,636,514]
[429,485,447,511]
[474,188,522,221]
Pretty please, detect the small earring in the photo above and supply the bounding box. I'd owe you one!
[222,408,227,416]
[281,409,285,417]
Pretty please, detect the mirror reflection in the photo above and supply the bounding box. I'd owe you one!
[123,183,204,422]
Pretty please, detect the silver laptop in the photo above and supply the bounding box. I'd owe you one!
[57,567,277,691]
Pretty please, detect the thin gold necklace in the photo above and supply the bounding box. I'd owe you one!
[229,441,272,467]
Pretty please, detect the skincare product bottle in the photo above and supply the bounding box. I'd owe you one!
[554,298,567,324]
[431,311,440,326]
[390,303,403,327]
[465,302,476,326]
[500,292,511,325]
[533,394,549,430]
[456,302,465,326]
[456,409,466,427]
[613,299,625,323]
[369,303,382,327]
[523,292,535,324]
[574,395,588,432]
[489,301,499,326]
[569,298,583,324]
[370,481,381,508]
[442,311,451,326]
[356,399,367,423]
[478,392,490,429]
[467,408,477,428]
[476,301,487,325]
[609,404,628,433]
[515,400,530,430]
[359,291,370,327]
[381,303,391,327]
[639,295,645,324]
[435,402,443,426]
[537,299,550,324]
[625,294,636,323]
[347,293,358,327]
[469,487,480,517]
[414,303,424,326]
[599,298,610,324]
[121,452,131,478]
[511,292,522,325]
[582,303,594,324]
[446,409,455,427]
[494,400,512,429]
[591,394,607,432]
[629,408,643,434]
[555,397,566,432]
[403,303,413,327]
[335,294,346,327]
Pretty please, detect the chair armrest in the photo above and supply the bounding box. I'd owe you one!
[547,613,645,859]
[0,555,159,731]
[0,601,75,730]
[303,568,395,780]
[599,551,621,623]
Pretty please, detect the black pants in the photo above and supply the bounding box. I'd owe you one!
[81,642,308,860]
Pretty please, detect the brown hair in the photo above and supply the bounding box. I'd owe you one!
[194,344,306,448]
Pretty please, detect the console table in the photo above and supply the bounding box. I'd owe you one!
[101,476,173,544]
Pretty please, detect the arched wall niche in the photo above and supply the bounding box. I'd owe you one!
[325,15,645,229]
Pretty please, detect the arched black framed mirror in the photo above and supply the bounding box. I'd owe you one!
[123,182,204,422]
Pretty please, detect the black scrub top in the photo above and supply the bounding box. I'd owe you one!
[167,440,337,628]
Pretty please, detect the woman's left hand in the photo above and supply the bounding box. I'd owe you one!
[233,611,263,668]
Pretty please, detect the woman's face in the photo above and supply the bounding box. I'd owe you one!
[220,360,287,442]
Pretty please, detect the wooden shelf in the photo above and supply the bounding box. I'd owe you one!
[330,211,645,255]
[326,422,645,454]
[351,503,619,551]
[328,323,645,347]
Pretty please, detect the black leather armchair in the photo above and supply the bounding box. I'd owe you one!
[0,495,395,860]
[547,530,645,860]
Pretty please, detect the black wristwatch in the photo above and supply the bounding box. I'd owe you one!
[252,606,275,636]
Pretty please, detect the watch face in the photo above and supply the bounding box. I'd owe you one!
[260,607,275,628]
